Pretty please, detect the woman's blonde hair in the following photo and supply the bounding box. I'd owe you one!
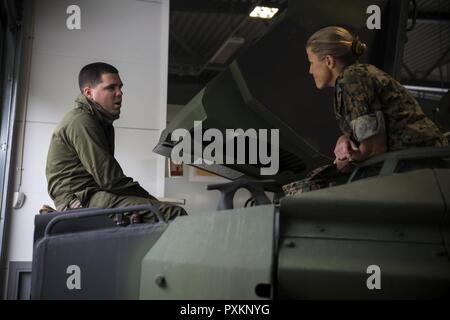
[306,26,367,65]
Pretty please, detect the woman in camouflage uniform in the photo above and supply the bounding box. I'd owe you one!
[305,26,448,172]
[283,26,448,196]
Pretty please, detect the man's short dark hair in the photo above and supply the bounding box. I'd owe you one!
[78,62,118,91]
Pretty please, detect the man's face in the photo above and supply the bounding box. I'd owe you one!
[85,73,123,117]
[306,47,333,89]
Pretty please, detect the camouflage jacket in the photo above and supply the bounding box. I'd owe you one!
[46,94,152,210]
[334,63,448,150]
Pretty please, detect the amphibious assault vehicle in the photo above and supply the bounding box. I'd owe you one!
[31,0,450,299]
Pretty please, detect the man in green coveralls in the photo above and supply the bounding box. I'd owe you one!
[46,62,186,224]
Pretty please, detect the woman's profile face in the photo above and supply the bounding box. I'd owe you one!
[306,47,333,89]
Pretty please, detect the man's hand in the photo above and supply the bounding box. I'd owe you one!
[334,135,358,161]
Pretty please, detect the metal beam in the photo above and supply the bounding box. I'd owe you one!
[168,61,225,76]
[171,0,254,14]
[170,29,204,63]
[402,62,416,80]
[421,47,450,80]
[2,0,21,29]
[416,11,450,24]
[401,78,450,89]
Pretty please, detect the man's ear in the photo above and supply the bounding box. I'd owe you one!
[325,55,335,69]
[82,86,93,100]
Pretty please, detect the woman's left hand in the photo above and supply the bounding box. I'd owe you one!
[334,135,358,160]
[333,158,354,173]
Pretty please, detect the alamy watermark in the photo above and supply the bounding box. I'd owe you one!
[367,5,381,30]
[66,264,81,290]
[65,4,381,31]
[170,121,280,175]
[66,5,81,30]
[366,264,381,290]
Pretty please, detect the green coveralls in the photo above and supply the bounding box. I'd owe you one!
[46,94,186,223]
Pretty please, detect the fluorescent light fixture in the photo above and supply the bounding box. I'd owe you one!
[249,6,279,19]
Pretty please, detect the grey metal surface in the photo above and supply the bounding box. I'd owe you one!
[140,205,276,300]
[277,168,450,299]
[6,261,32,300]
[278,237,450,299]
[280,169,445,236]
[32,221,167,300]
[434,169,450,257]
[43,205,166,236]
[0,0,25,299]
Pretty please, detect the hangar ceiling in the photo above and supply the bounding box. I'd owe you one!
[402,0,450,88]
[167,0,450,105]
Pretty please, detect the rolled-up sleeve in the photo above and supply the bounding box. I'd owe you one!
[350,111,386,142]
[340,73,385,142]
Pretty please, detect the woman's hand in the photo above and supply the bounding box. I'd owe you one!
[333,158,354,173]
[333,134,387,172]
[334,135,358,161]
[348,134,387,162]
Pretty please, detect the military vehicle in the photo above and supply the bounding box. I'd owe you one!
[31,0,450,299]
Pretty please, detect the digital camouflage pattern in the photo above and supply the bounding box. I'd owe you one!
[46,94,186,222]
[334,63,448,150]
[283,164,339,196]
[282,173,327,195]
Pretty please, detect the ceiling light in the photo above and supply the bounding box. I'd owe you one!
[249,6,279,19]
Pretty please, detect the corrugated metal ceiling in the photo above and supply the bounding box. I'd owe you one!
[168,0,287,77]
[167,0,450,104]
[413,0,449,12]
[401,0,450,87]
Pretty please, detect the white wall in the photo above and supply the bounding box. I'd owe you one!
[6,0,170,262]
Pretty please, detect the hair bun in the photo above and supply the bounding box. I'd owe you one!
[351,36,367,57]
